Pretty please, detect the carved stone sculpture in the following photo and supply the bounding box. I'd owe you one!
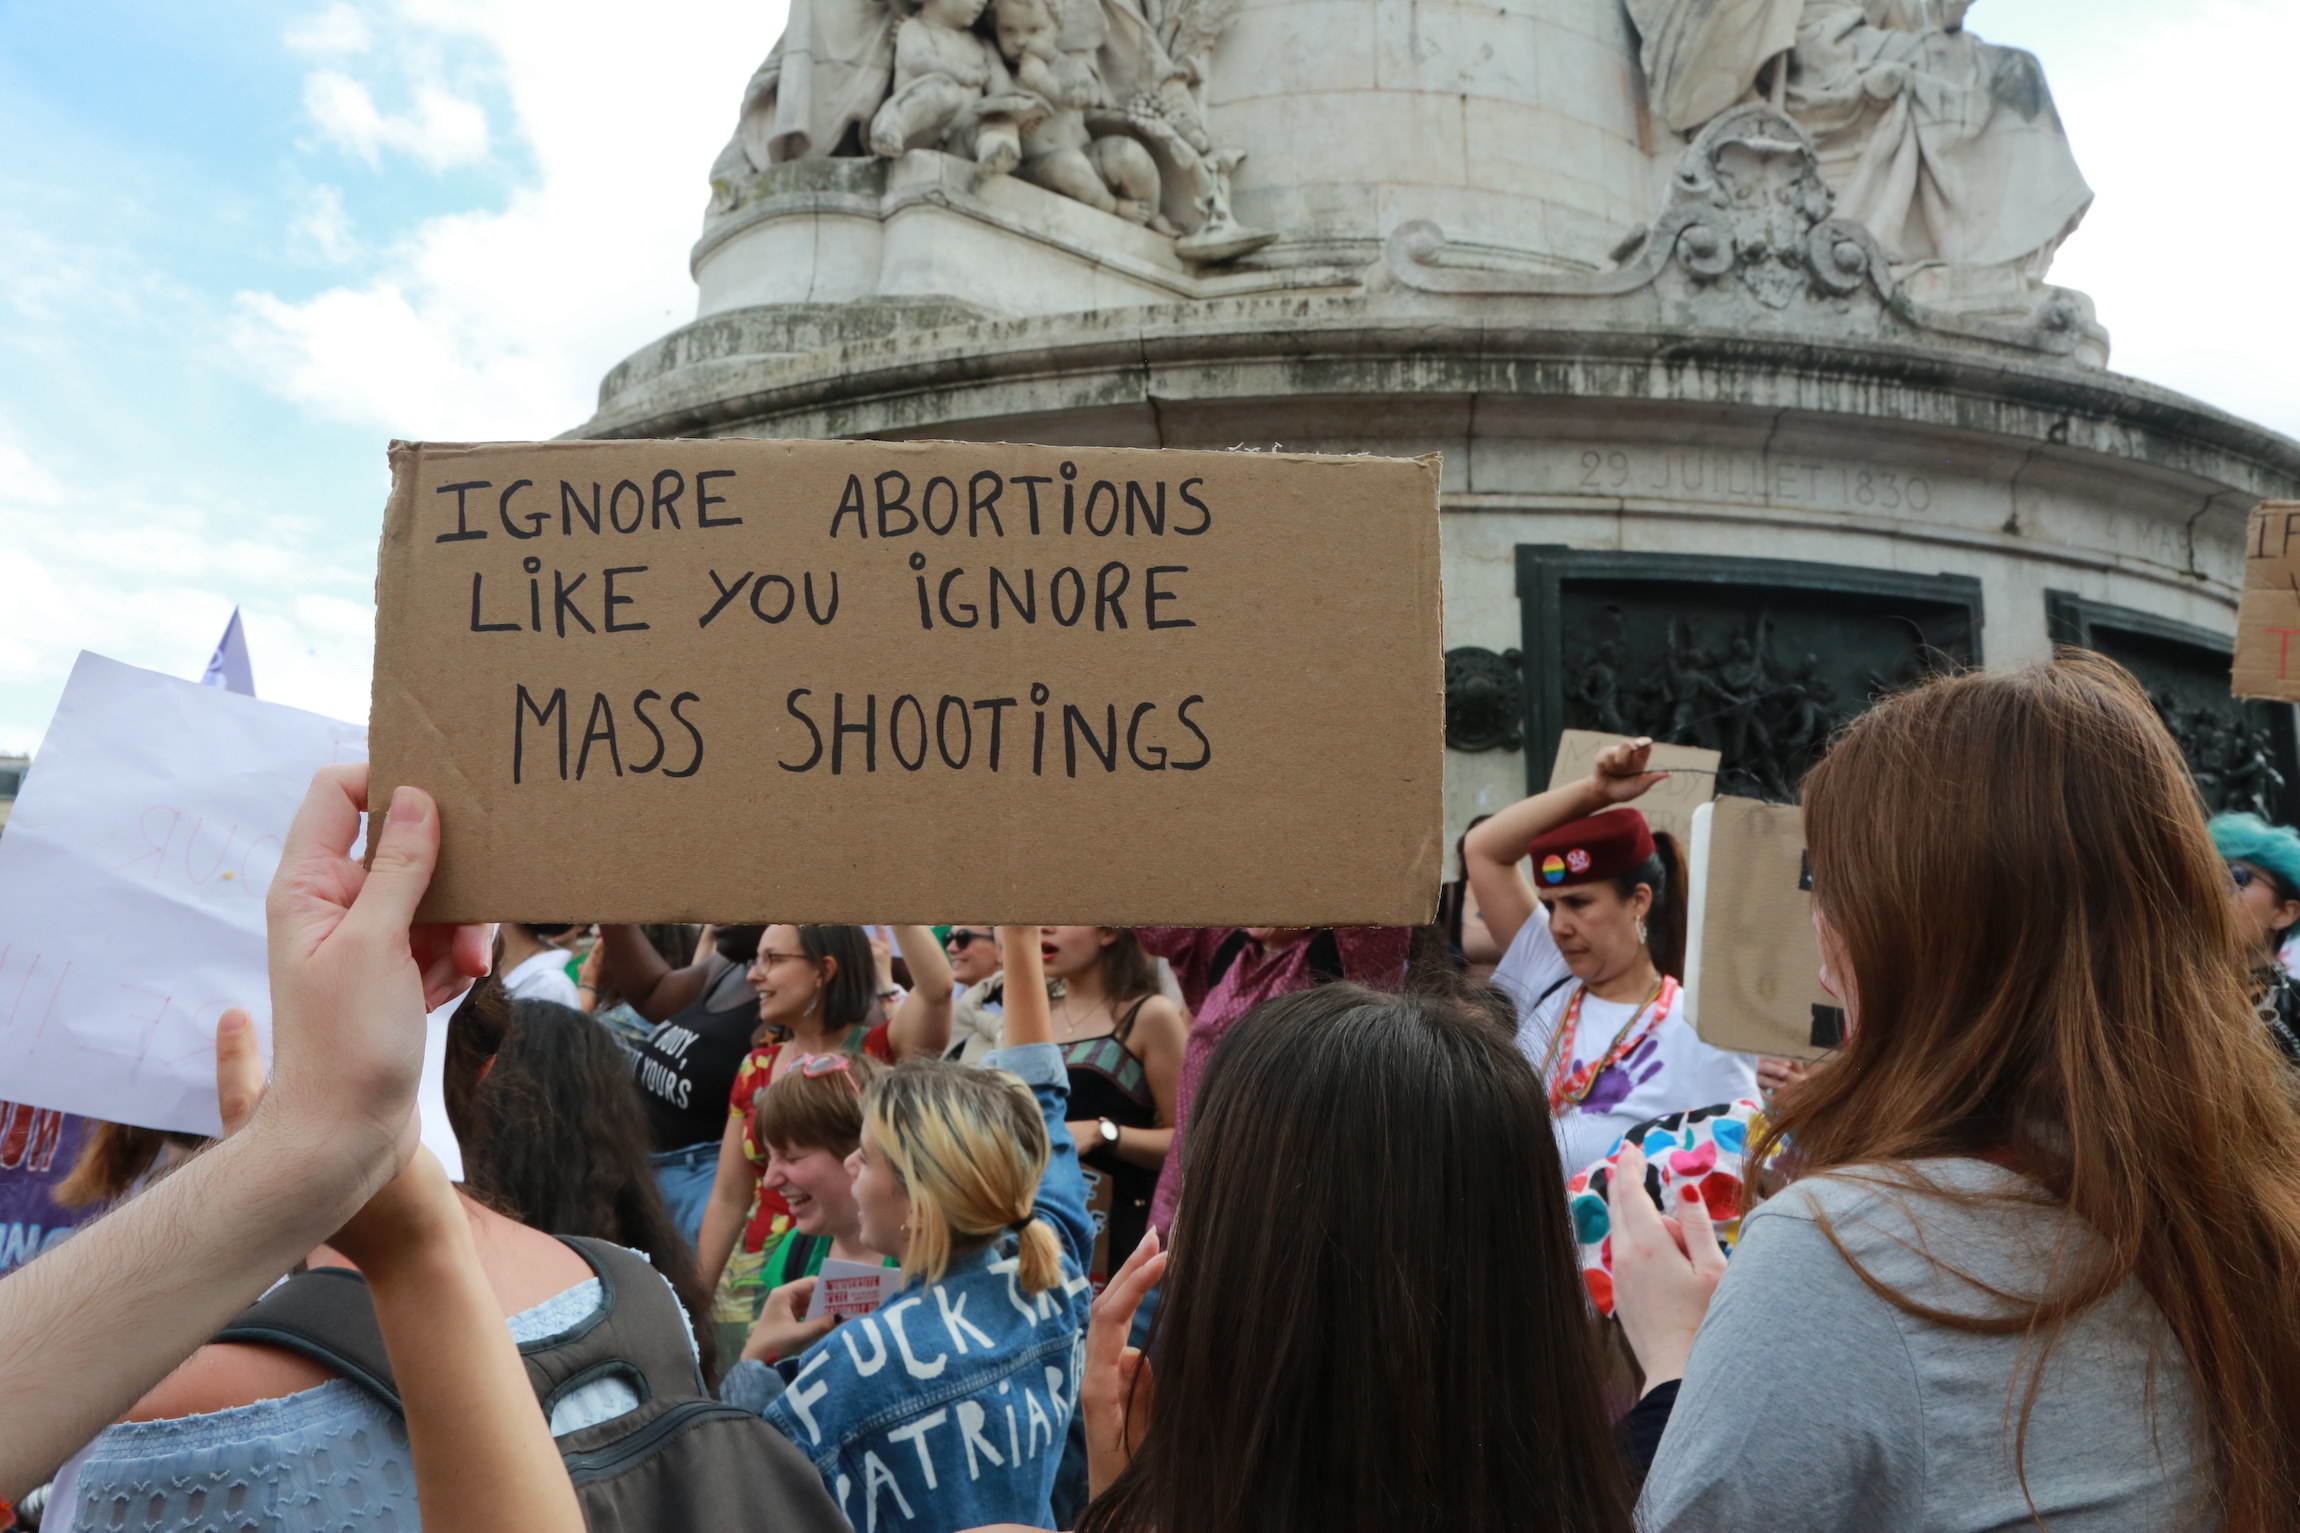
[1623,0,2092,302]
[869,0,1044,173]
[993,0,1169,228]
[1385,104,2108,365]
[1444,648,1526,753]
[706,0,1271,263]
[1661,105,1889,311]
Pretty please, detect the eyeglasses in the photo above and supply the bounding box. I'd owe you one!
[946,930,994,950]
[796,1053,852,1079]
[752,951,815,968]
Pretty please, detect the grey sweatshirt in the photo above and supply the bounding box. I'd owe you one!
[1639,1159,2214,1532]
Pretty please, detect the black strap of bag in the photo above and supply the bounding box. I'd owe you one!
[214,1236,704,1414]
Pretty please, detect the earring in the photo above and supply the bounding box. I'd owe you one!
[1636,918,1649,944]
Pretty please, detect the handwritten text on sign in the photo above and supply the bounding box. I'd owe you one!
[368,439,1444,927]
[2234,501,2300,701]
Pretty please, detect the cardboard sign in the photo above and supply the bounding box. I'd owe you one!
[804,1258,903,1320]
[2234,501,2300,700]
[0,654,464,1174]
[1546,731,1721,850]
[1683,797,1839,1061]
[369,439,1444,925]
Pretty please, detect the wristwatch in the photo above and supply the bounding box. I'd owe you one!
[1097,1118,1120,1148]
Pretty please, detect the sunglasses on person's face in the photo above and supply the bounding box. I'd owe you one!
[2232,864,2262,892]
[946,930,994,950]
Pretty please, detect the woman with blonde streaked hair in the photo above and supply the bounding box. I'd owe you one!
[1613,652,2300,1530]
[719,927,1094,1533]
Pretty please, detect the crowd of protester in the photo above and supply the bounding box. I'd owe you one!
[6,650,2300,1531]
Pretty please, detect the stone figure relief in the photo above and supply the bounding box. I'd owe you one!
[1624,0,2093,324]
[1561,603,1950,804]
[868,0,1043,173]
[994,0,1169,226]
[708,0,1272,262]
[1390,101,2107,364]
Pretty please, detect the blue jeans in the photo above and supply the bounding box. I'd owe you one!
[651,1141,718,1252]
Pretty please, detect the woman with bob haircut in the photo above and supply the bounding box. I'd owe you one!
[1074,978,1633,1533]
[1613,653,2300,1529]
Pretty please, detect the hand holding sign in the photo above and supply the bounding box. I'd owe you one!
[1546,730,1721,850]
[261,767,491,1186]
[1589,737,1671,805]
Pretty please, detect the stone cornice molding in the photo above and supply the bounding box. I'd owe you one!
[573,295,2299,508]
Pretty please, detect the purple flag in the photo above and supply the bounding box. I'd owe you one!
[200,607,256,697]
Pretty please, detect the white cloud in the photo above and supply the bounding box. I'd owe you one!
[241,0,783,441]
[302,70,491,170]
[285,2,374,57]
[292,184,359,263]
[0,420,376,749]
[2022,0,2300,439]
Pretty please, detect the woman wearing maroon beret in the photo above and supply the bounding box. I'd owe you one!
[1464,738,1755,1175]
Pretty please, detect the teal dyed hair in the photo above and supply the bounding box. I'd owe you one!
[2208,813,2300,901]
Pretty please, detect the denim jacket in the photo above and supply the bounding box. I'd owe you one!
[721,1043,1095,1533]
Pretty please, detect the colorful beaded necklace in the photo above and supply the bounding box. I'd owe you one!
[1541,974,1679,1114]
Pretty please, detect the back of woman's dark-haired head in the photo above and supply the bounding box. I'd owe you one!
[446,993,716,1376]
[1080,983,1632,1533]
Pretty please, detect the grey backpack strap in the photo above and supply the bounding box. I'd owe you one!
[213,1267,402,1411]
[524,1237,706,1416]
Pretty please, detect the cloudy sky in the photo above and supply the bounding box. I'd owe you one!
[0,0,2292,751]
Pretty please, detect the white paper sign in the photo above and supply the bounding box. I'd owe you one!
[0,653,465,1177]
[804,1257,901,1319]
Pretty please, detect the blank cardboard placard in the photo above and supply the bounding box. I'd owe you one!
[0,653,465,1176]
[1546,731,1721,850]
[369,439,1445,925]
[2234,501,2300,701]
[1683,797,1839,1061]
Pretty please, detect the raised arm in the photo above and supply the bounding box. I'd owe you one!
[993,927,1091,1260]
[998,926,1054,1047]
[598,923,716,1024]
[885,924,954,1059]
[330,1152,584,1533]
[0,767,490,1497]
[1463,737,1668,952]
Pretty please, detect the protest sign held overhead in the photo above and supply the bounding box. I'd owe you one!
[1547,730,1720,850]
[369,439,1445,926]
[2234,501,2300,701]
[1683,796,1840,1061]
[0,654,465,1171]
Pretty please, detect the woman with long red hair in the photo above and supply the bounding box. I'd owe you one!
[1613,653,2300,1528]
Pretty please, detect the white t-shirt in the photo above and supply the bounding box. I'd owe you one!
[1492,914,1758,1176]
[503,948,583,1008]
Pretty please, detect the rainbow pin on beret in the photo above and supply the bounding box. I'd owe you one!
[1525,809,1656,887]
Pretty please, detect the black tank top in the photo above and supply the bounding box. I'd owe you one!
[1062,998,1160,1281]
[630,983,760,1152]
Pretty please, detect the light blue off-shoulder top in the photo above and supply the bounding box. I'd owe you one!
[49,1272,670,1533]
